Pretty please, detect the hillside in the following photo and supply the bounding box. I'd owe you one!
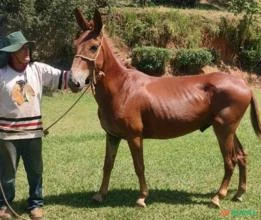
[99,6,261,88]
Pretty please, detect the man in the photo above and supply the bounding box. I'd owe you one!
[0,31,69,219]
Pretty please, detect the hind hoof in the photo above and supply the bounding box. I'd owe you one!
[211,196,220,208]
[92,193,103,203]
[136,198,146,208]
[232,195,243,202]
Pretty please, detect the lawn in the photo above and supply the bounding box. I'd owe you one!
[12,89,261,219]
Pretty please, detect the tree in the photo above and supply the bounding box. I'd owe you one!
[228,0,261,72]
[228,0,261,48]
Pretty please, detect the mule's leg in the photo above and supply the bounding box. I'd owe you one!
[128,136,148,207]
[211,125,237,208]
[232,135,247,202]
[92,133,121,203]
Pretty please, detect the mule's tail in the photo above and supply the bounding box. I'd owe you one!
[250,93,261,139]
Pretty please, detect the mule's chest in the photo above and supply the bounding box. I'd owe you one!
[97,107,127,138]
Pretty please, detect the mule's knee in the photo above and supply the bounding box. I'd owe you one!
[224,159,236,176]
[237,154,247,167]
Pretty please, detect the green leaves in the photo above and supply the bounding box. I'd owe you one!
[228,0,261,16]
[131,47,214,75]
[132,46,171,75]
[172,48,213,74]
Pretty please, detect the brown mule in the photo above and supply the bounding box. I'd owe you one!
[68,8,261,208]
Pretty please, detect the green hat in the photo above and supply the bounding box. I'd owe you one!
[0,31,34,53]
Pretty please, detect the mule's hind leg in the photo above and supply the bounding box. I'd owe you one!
[211,125,237,208]
[232,135,247,202]
[128,136,148,207]
[92,133,121,203]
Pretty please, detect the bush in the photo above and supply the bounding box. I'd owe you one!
[131,46,171,76]
[227,0,261,51]
[172,48,214,74]
[152,0,199,7]
[239,49,261,74]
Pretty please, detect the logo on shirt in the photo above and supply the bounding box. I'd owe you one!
[11,80,35,105]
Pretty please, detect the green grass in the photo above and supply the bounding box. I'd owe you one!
[12,89,261,219]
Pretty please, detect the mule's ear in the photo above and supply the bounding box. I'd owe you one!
[93,9,103,35]
[74,8,88,31]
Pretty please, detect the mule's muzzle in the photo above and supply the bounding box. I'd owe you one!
[68,77,82,93]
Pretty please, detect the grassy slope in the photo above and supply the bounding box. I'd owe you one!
[11,89,261,219]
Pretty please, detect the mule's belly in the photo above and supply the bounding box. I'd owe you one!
[142,118,207,139]
[141,94,212,139]
[99,114,207,139]
[98,102,212,139]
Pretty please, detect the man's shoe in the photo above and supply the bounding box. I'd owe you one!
[0,206,12,219]
[29,207,43,220]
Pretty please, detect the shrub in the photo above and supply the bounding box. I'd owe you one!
[238,37,261,74]
[239,48,261,74]
[152,0,199,7]
[131,46,171,76]
[227,0,261,51]
[172,48,214,74]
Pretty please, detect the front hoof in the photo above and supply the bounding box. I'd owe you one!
[136,198,146,208]
[232,195,243,202]
[92,193,104,203]
[211,196,221,208]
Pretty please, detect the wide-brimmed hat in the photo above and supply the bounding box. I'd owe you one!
[0,31,34,53]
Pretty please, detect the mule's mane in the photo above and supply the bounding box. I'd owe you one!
[103,32,130,68]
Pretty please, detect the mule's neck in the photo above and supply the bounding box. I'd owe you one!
[97,36,126,79]
[92,36,128,110]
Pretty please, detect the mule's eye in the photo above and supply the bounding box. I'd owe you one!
[90,45,98,52]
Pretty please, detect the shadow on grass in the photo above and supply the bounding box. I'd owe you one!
[12,188,239,212]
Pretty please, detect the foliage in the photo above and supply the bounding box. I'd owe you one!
[228,0,261,47]
[152,0,199,7]
[172,48,214,74]
[239,37,261,74]
[227,0,261,70]
[132,46,171,75]
[107,8,206,49]
[228,0,261,16]
[131,46,214,76]
[1,1,261,74]
[0,0,113,68]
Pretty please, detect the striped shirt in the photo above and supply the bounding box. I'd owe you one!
[0,62,68,140]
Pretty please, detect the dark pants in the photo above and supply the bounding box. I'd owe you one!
[0,138,43,210]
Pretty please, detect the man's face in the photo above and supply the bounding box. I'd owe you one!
[11,44,30,65]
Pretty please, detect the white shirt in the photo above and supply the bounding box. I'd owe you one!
[0,62,68,140]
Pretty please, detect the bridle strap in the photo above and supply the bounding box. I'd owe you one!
[74,54,97,62]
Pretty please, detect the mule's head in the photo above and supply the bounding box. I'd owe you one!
[69,8,103,92]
